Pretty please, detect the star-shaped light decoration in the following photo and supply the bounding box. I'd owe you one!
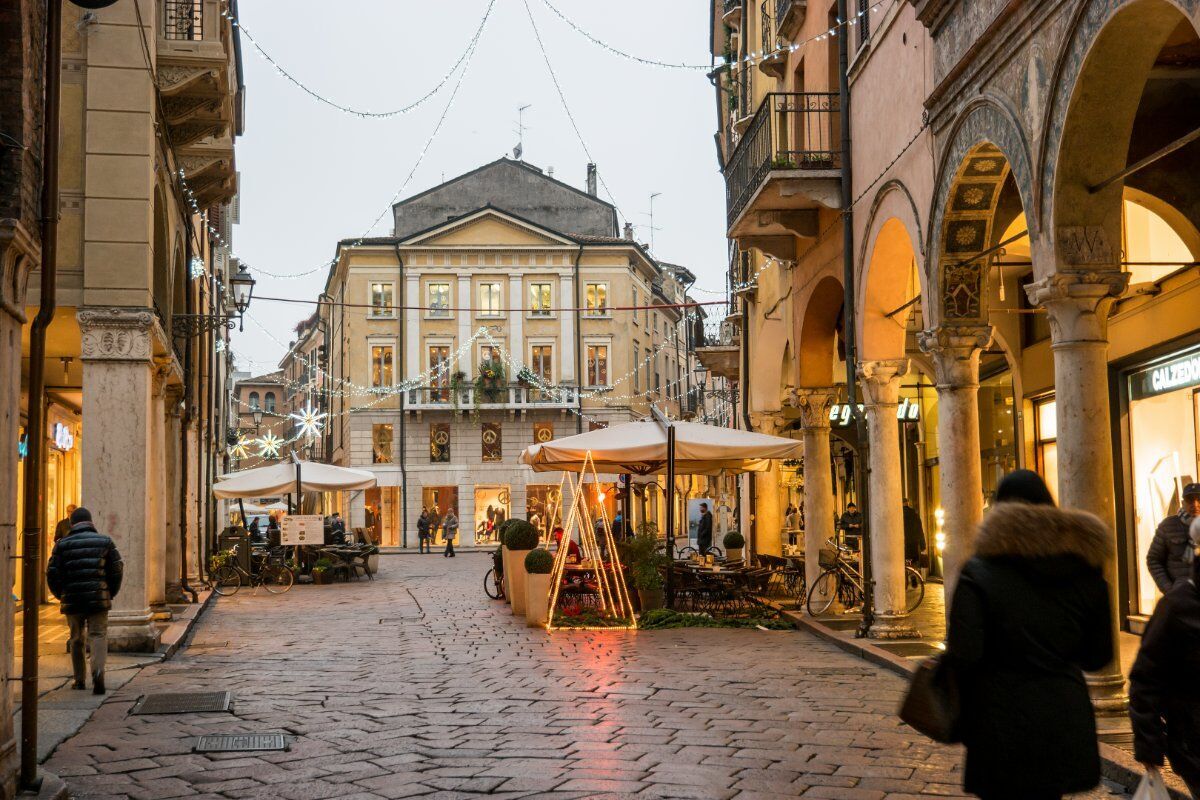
[257,431,284,459]
[229,433,252,460]
[289,404,328,440]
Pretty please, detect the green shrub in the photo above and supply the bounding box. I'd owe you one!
[723,531,745,549]
[524,548,554,574]
[313,557,334,572]
[495,519,515,546]
[621,530,668,590]
[504,520,540,551]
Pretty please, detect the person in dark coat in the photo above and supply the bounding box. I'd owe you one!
[417,508,431,554]
[248,518,264,544]
[697,502,713,555]
[945,470,1113,800]
[46,507,124,695]
[1129,519,1200,797]
[442,509,459,558]
[1147,482,1200,593]
[838,503,863,550]
[53,504,77,543]
[902,498,926,566]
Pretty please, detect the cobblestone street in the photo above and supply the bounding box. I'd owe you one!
[45,555,1132,800]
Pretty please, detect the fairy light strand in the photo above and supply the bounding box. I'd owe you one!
[537,0,710,70]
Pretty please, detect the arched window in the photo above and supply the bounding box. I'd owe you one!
[249,392,260,410]
[265,392,277,412]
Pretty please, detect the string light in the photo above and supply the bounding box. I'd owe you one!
[537,0,710,70]
[721,0,889,73]
[221,1,497,120]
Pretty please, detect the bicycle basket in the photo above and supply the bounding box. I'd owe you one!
[818,548,838,569]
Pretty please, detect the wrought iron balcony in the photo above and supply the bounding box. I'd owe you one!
[405,384,580,411]
[724,92,841,233]
[722,0,744,28]
[775,0,807,39]
[163,0,202,41]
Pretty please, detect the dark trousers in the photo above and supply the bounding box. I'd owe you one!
[418,534,431,553]
[443,534,456,557]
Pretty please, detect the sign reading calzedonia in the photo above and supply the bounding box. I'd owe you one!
[280,515,324,546]
[1129,349,1200,401]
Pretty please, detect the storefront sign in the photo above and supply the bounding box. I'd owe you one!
[829,398,921,427]
[1129,350,1200,401]
[280,514,323,546]
[52,423,74,452]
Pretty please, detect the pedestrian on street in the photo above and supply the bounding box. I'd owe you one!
[442,509,459,558]
[46,507,124,695]
[838,503,863,551]
[54,503,77,543]
[417,508,431,554]
[902,498,927,569]
[248,517,263,544]
[429,505,442,547]
[331,512,346,539]
[697,502,713,555]
[612,511,625,541]
[785,505,801,546]
[1147,482,1200,593]
[945,469,1113,800]
[1129,518,1200,797]
[267,514,280,546]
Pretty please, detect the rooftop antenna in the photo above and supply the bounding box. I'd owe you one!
[641,192,663,252]
[513,104,532,160]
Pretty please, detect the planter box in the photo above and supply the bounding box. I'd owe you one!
[525,573,552,628]
[500,546,514,605]
[365,554,379,575]
[312,571,331,585]
[638,588,665,611]
[726,547,743,563]
[508,550,531,615]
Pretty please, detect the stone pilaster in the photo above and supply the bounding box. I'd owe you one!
[857,360,918,638]
[1026,270,1129,713]
[917,324,992,603]
[163,385,188,604]
[147,361,172,621]
[786,388,837,610]
[749,413,787,557]
[78,308,164,651]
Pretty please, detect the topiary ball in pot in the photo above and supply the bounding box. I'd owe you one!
[524,548,554,574]
[504,520,540,551]
[723,531,745,550]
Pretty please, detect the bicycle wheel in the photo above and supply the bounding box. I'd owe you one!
[484,568,502,600]
[261,565,294,594]
[211,565,241,596]
[904,567,925,613]
[806,569,840,616]
[677,546,698,559]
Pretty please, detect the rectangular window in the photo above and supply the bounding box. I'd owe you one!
[533,422,553,444]
[478,282,502,316]
[370,345,394,388]
[372,424,393,464]
[585,283,608,316]
[429,345,450,402]
[529,283,553,317]
[427,283,451,317]
[482,423,502,462]
[632,289,639,325]
[480,344,499,365]
[370,283,394,317]
[530,345,553,382]
[633,342,640,390]
[430,423,450,463]
[1033,396,1058,500]
[586,344,608,387]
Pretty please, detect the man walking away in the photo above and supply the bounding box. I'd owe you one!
[1147,482,1200,593]
[697,502,713,555]
[902,498,927,570]
[442,509,459,558]
[46,507,123,695]
[53,503,77,543]
[417,508,431,554]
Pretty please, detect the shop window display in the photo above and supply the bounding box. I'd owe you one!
[422,486,459,545]
[474,486,511,544]
[482,423,502,462]
[430,423,450,463]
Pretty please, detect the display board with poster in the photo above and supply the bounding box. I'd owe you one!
[281,515,324,546]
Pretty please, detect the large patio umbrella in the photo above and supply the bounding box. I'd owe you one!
[214,457,377,499]
[519,418,802,475]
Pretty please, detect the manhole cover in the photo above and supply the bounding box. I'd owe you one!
[132,692,232,715]
[194,733,288,753]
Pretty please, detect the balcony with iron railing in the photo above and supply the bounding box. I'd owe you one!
[404,384,580,411]
[722,0,744,28]
[758,2,787,79]
[724,92,842,241]
[775,0,807,39]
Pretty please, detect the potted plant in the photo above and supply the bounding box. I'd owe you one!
[723,531,746,563]
[450,370,467,410]
[622,529,668,612]
[523,548,555,628]
[503,520,540,616]
[312,557,333,585]
[474,360,507,405]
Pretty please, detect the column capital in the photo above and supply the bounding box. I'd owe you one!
[857,359,908,408]
[917,324,993,388]
[1024,270,1129,344]
[78,307,165,363]
[749,412,787,436]
[784,387,837,429]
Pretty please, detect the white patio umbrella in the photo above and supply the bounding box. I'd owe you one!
[214,457,377,499]
[519,418,802,475]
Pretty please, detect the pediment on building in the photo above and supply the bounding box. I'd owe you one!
[402,207,576,248]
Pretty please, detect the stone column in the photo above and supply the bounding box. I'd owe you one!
[185,421,201,584]
[858,360,918,638]
[147,360,171,621]
[1026,270,1129,713]
[788,388,837,607]
[749,413,785,557]
[164,385,187,603]
[917,325,992,602]
[78,308,162,651]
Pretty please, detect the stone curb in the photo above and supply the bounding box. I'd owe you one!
[776,605,1192,799]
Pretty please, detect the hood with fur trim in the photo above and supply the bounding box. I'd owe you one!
[973,502,1113,569]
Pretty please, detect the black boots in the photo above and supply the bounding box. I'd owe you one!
[92,674,105,695]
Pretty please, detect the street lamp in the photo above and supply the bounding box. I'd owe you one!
[172,263,256,337]
[228,263,256,322]
[251,407,264,429]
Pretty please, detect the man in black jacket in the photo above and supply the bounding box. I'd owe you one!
[697,503,713,555]
[1147,482,1200,593]
[46,507,123,695]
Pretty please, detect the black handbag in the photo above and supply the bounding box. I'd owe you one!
[899,654,961,743]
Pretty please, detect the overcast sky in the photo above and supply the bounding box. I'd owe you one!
[228,0,726,374]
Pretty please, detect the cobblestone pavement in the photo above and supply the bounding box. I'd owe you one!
[46,554,1131,800]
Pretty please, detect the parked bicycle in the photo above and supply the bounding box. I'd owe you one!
[484,546,505,600]
[806,540,924,616]
[211,544,294,596]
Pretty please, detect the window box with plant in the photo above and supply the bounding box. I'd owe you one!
[523,548,555,629]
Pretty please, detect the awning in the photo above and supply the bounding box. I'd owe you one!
[214,459,377,499]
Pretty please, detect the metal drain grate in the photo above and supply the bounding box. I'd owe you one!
[194,733,288,753]
[131,691,232,715]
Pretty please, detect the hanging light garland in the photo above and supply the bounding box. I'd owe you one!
[536,0,710,70]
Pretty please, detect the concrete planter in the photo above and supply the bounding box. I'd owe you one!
[508,550,531,615]
[366,554,379,575]
[727,547,743,563]
[638,588,665,611]
[525,573,552,628]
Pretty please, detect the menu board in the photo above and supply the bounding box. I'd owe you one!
[280,515,324,546]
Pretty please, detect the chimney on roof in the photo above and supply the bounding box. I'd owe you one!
[624,222,635,241]
[586,163,597,196]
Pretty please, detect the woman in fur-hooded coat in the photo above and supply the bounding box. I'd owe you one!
[946,470,1114,800]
